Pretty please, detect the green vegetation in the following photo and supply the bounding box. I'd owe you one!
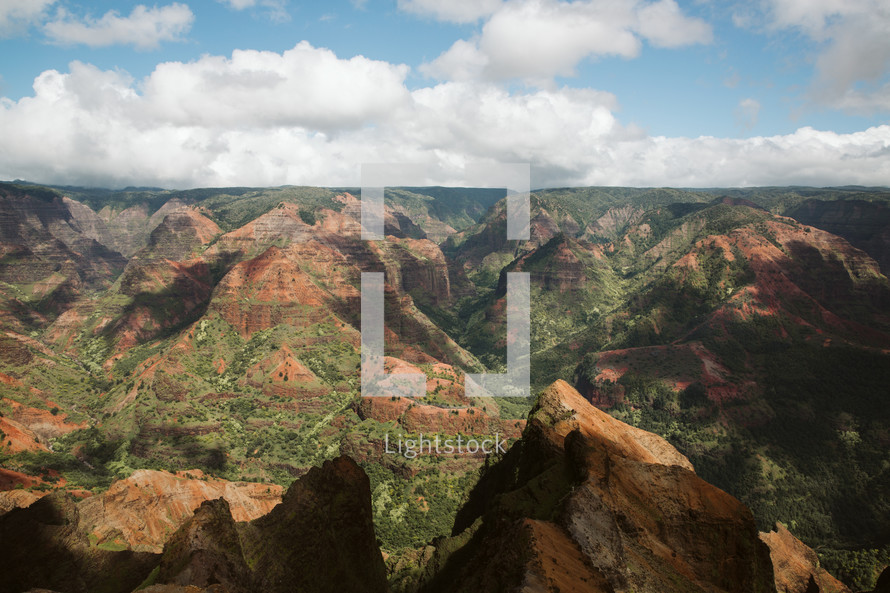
[3,182,890,589]
[363,458,481,550]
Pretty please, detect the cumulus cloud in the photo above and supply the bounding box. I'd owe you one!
[748,0,890,113]
[421,0,711,83]
[0,45,887,189]
[397,0,502,23]
[43,3,194,49]
[0,0,55,36]
[140,42,411,129]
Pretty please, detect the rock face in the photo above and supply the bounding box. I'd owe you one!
[0,488,43,515]
[0,491,159,593]
[759,523,850,593]
[156,498,254,592]
[789,199,890,274]
[0,184,126,316]
[0,458,386,593]
[588,205,646,240]
[98,197,190,257]
[77,469,283,552]
[238,455,388,593]
[62,196,118,249]
[0,397,86,451]
[154,456,388,593]
[414,380,777,593]
[141,208,221,261]
[513,235,590,293]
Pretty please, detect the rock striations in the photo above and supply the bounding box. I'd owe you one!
[0,381,851,593]
[0,457,387,593]
[412,380,778,593]
[156,456,387,593]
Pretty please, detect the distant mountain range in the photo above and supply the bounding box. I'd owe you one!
[1,180,889,591]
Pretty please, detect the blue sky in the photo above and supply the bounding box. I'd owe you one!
[0,0,888,188]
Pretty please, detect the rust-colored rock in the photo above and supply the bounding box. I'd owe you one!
[152,456,388,593]
[141,208,221,261]
[1,397,86,448]
[78,469,283,552]
[0,415,47,452]
[533,380,694,469]
[0,491,159,593]
[760,523,850,593]
[416,380,777,593]
[0,488,44,515]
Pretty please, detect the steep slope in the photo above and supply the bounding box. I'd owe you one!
[77,469,283,552]
[153,456,387,593]
[783,198,890,274]
[409,380,777,593]
[97,196,190,257]
[0,491,159,593]
[760,523,850,593]
[566,204,890,560]
[0,183,126,323]
[44,207,222,356]
[2,183,889,591]
[141,207,221,261]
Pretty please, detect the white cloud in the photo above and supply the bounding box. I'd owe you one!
[397,0,502,23]
[421,0,711,83]
[218,0,257,9]
[141,42,411,130]
[43,3,194,49]
[0,46,887,190]
[735,98,760,130]
[748,0,890,113]
[765,0,857,36]
[216,0,289,22]
[636,0,712,48]
[0,0,55,36]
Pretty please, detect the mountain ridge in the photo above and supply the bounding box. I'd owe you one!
[0,181,888,590]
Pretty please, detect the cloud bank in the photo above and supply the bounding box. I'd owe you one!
[1,43,887,189]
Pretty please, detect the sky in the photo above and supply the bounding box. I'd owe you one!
[0,0,888,189]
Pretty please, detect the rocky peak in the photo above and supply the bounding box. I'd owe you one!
[530,379,694,470]
[0,491,158,593]
[417,380,778,593]
[77,468,283,553]
[215,202,314,252]
[759,523,850,593]
[156,497,253,592]
[142,208,221,261]
[237,455,388,593]
[154,455,388,593]
[0,185,126,314]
